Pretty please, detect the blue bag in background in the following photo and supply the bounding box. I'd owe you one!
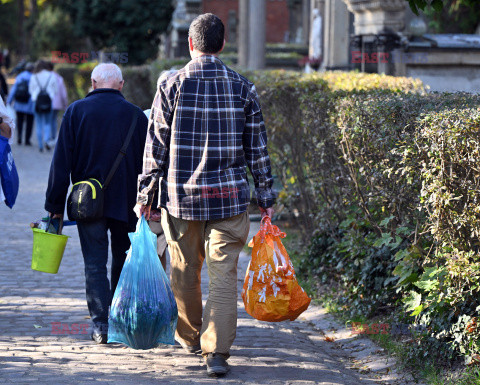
[108,216,178,349]
[0,136,19,209]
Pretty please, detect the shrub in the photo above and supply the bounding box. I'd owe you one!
[408,107,480,362]
[321,71,426,93]
[248,70,426,239]
[247,71,329,236]
[122,65,155,110]
[252,70,480,364]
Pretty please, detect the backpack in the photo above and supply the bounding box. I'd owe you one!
[34,74,52,113]
[14,79,30,103]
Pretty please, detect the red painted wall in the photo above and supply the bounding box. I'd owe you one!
[202,0,290,43]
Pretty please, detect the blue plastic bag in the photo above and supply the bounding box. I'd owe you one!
[108,216,178,349]
[0,136,19,208]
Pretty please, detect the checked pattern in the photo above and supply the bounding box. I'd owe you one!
[138,55,275,220]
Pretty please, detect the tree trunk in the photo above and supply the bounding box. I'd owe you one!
[17,0,26,57]
[30,0,38,20]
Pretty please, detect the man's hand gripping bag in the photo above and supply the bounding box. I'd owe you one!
[242,217,311,322]
[108,216,178,349]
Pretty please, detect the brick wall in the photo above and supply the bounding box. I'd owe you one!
[202,0,290,43]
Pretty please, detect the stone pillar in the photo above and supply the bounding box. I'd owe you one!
[248,0,266,70]
[322,0,351,70]
[342,0,406,35]
[342,0,406,74]
[302,0,311,45]
[238,0,249,67]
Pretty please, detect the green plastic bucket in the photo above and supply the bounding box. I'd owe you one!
[31,228,69,274]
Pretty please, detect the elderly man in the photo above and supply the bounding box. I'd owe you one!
[135,13,275,377]
[45,63,147,344]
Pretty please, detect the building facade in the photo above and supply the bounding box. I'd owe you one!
[202,0,291,44]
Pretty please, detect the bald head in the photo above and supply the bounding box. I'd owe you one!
[91,63,124,91]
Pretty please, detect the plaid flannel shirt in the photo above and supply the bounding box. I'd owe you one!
[137,55,275,220]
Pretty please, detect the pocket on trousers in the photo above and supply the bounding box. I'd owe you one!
[161,208,189,243]
[213,211,250,244]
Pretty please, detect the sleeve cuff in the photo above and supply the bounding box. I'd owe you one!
[44,202,65,215]
[255,188,276,209]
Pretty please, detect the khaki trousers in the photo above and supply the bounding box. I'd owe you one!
[161,209,250,357]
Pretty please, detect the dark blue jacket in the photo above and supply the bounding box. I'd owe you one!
[45,88,148,227]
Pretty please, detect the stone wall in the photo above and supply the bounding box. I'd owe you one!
[399,50,480,93]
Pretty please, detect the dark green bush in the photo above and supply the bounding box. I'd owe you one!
[121,65,155,110]
[247,71,329,236]
[278,76,480,364]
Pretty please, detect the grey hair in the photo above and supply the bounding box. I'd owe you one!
[91,63,123,84]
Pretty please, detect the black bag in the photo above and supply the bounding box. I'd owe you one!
[67,178,104,221]
[34,74,52,113]
[67,111,139,222]
[14,79,30,103]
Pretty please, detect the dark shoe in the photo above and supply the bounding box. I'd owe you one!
[205,353,230,377]
[177,340,201,354]
[91,331,108,344]
[17,140,21,145]
[25,142,32,146]
[45,143,51,151]
[39,148,43,153]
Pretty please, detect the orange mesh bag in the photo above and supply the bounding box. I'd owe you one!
[242,217,311,322]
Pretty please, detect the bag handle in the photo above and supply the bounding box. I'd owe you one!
[103,110,138,190]
[47,214,64,235]
[259,216,286,240]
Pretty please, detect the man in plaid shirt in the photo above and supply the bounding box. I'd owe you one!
[135,13,275,377]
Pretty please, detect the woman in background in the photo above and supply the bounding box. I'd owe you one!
[29,60,57,152]
[47,62,68,146]
[7,62,35,145]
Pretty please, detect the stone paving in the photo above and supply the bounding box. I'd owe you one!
[0,137,420,385]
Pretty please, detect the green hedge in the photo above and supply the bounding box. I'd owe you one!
[57,62,156,110]
[252,71,480,365]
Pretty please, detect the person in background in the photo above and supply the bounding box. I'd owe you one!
[0,95,15,203]
[3,49,10,70]
[29,60,57,152]
[47,62,68,146]
[45,63,148,344]
[7,62,35,145]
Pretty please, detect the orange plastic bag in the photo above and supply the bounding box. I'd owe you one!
[242,217,311,322]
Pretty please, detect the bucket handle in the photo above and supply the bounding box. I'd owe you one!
[47,215,64,235]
